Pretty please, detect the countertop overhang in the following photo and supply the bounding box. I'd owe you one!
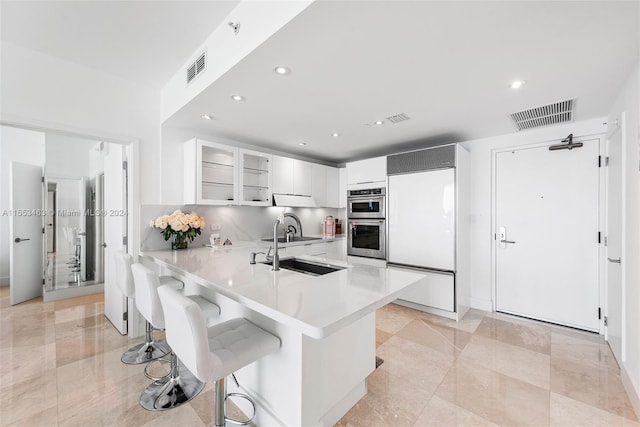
[141,245,426,339]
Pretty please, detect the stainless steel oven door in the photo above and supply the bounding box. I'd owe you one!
[347,196,385,219]
[348,219,386,259]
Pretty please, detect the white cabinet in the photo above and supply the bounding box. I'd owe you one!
[339,168,347,208]
[239,149,272,206]
[397,271,454,312]
[346,156,387,187]
[184,139,271,206]
[325,167,341,208]
[312,163,327,207]
[326,239,346,262]
[184,139,237,205]
[286,242,327,257]
[272,156,312,196]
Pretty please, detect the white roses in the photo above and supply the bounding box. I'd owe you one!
[151,210,206,243]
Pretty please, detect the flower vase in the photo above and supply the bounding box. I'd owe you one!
[172,235,188,250]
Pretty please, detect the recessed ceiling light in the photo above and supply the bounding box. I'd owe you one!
[298,142,307,146]
[231,94,245,102]
[510,80,526,89]
[200,114,214,120]
[331,133,340,137]
[374,120,384,126]
[273,66,291,75]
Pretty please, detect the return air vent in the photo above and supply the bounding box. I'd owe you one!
[509,99,574,131]
[186,51,207,85]
[386,113,411,124]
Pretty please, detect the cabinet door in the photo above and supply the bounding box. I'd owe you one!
[196,140,237,204]
[272,156,293,194]
[397,270,455,312]
[339,168,347,208]
[326,240,346,261]
[347,156,387,185]
[325,166,340,208]
[312,163,327,207]
[239,149,272,206]
[293,160,312,196]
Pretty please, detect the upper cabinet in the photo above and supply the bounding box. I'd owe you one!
[239,149,272,206]
[272,156,312,196]
[184,139,272,206]
[346,156,387,187]
[313,164,342,208]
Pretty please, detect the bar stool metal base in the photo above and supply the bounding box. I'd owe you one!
[121,340,171,364]
[121,321,171,365]
[139,354,204,411]
[215,377,256,427]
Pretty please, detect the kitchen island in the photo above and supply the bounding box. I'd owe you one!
[141,245,426,426]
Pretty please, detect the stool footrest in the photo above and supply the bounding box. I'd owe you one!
[224,392,256,426]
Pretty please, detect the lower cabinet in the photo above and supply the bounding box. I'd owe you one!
[396,270,454,312]
[280,239,347,261]
[326,240,347,262]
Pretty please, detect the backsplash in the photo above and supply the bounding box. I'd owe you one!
[140,204,344,251]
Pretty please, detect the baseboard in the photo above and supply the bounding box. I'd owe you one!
[0,276,9,286]
[622,365,640,421]
[43,283,103,302]
[470,297,493,312]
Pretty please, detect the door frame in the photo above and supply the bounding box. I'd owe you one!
[490,134,607,334]
[0,119,141,337]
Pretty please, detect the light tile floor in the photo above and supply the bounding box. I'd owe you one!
[0,287,638,426]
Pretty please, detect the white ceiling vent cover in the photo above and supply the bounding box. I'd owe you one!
[186,51,207,85]
[386,113,411,124]
[509,99,575,131]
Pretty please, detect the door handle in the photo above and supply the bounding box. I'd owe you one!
[498,226,516,248]
[102,243,108,248]
[607,257,621,264]
[14,238,31,243]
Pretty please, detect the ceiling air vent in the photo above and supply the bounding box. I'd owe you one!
[509,99,575,131]
[386,113,411,124]
[186,51,207,85]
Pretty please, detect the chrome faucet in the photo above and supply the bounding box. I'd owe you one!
[283,212,303,238]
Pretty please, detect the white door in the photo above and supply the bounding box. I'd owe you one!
[495,139,600,331]
[605,114,623,364]
[9,162,44,305]
[103,143,127,334]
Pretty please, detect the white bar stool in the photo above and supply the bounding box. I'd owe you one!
[114,251,171,364]
[131,263,221,411]
[158,285,280,426]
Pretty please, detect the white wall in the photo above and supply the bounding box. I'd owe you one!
[45,133,95,178]
[464,118,607,310]
[608,61,640,415]
[0,41,161,205]
[0,126,46,285]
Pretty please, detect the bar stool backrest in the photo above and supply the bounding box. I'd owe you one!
[131,263,166,329]
[114,251,135,298]
[158,285,213,383]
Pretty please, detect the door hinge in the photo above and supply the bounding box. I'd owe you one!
[598,156,602,167]
[41,176,45,183]
[604,316,608,326]
[604,236,608,246]
[598,232,601,244]
[42,278,45,285]
[598,307,601,319]
[123,311,128,322]
[122,161,128,171]
[605,156,610,166]
[122,236,128,246]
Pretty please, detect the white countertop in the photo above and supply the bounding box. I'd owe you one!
[141,245,426,339]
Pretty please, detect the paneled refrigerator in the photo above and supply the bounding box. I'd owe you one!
[387,144,470,320]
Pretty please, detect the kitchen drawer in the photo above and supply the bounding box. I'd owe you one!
[286,242,327,257]
[396,270,454,312]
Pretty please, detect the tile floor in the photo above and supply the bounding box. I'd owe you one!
[1,287,638,426]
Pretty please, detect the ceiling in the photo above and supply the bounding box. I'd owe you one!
[1,1,638,164]
[0,0,239,89]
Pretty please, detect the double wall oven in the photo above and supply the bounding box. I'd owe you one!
[347,188,386,259]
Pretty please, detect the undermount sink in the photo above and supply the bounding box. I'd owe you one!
[261,236,323,243]
[261,257,345,276]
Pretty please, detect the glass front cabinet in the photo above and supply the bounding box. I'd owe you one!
[184,139,272,206]
[239,149,272,206]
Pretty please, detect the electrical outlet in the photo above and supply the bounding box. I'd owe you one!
[210,224,221,231]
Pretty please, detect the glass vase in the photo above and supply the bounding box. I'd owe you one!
[172,235,188,250]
